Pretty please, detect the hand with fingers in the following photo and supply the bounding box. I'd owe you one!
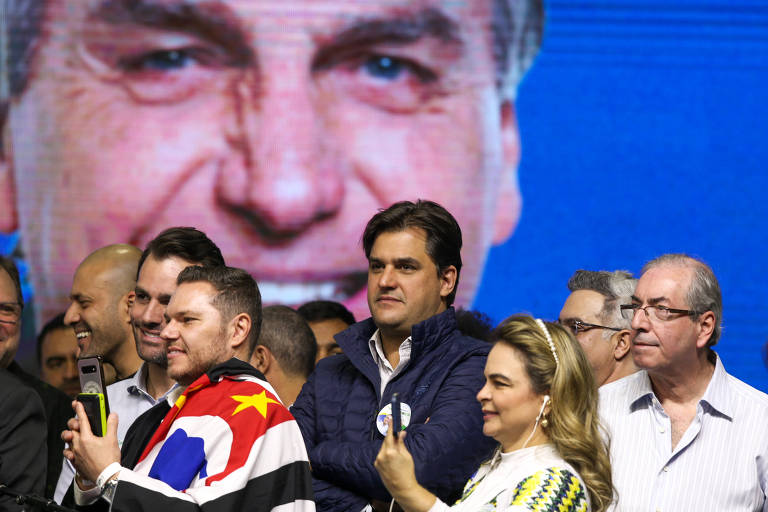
[62,400,121,485]
[374,418,437,512]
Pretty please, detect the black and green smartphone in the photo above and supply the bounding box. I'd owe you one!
[77,356,110,436]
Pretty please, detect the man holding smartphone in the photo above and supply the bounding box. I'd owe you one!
[292,201,496,511]
[64,265,313,511]
[55,227,226,503]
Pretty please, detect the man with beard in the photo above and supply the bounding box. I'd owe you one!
[64,244,143,380]
[55,228,225,503]
[64,265,313,512]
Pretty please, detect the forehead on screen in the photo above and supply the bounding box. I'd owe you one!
[47,0,490,34]
[39,0,500,61]
[5,0,538,100]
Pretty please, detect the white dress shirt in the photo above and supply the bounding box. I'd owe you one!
[368,329,412,398]
[599,354,768,511]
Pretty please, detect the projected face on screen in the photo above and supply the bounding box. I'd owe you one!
[1,0,541,323]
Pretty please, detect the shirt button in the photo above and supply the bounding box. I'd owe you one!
[663,466,670,472]
[659,427,665,433]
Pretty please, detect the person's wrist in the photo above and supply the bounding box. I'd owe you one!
[97,462,123,492]
[75,474,96,491]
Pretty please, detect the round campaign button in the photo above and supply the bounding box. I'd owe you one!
[376,402,412,436]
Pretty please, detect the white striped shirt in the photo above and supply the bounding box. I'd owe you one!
[599,355,768,511]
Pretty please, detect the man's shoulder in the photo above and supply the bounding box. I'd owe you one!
[0,369,41,404]
[598,370,648,419]
[723,370,768,413]
[197,374,289,415]
[600,370,645,396]
[7,361,71,416]
[446,331,491,355]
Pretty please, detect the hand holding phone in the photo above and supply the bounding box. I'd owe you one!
[391,393,401,439]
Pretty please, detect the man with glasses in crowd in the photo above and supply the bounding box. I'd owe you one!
[0,256,71,499]
[599,253,768,510]
[558,269,637,386]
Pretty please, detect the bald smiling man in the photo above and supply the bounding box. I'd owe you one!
[64,244,142,381]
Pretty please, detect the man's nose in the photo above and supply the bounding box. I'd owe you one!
[65,358,78,380]
[63,303,79,326]
[377,266,397,289]
[160,321,178,340]
[630,307,649,331]
[141,300,165,327]
[217,59,345,238]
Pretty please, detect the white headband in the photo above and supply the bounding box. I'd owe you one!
[535,318,559,367]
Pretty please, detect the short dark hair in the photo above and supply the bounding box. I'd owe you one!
[362,200,462,306]
[567,270,637,329]
[258,305,317,379]
[297,300,355,326]
[176,266,262,356]
[137,227,225,279]
[36,312,66,368]
[0,255,23,306]
[455,308,494,342]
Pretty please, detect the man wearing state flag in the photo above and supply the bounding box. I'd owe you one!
[63,265,315,511]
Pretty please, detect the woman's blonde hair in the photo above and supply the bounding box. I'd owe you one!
[492,314,613,512]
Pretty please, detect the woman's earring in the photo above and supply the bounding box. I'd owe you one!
[541,417,549,428]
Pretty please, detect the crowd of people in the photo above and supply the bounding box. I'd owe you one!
[0,199,766,512]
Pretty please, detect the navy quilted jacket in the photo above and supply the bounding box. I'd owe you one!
[292,307,497,511]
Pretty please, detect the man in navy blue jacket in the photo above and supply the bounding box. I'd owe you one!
[292,200,496,512]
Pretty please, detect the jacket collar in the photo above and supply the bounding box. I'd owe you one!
[336,307,458,369]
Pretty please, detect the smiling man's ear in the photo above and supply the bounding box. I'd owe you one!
[0,102,19,233]
[229,312,252,352]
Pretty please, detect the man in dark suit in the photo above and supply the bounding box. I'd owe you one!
[0,369,46,511]
[0,256,70,499]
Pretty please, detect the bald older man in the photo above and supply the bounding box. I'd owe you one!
[64,244,142,381]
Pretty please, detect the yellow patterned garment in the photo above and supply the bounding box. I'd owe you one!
[509,467,587,511]
[444,445,590,512]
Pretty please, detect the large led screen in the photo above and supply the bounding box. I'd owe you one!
[2,0,766,391]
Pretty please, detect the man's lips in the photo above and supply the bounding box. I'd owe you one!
[376,295,403,304]
[167,345,186,359]
[257,272,367,304]
[74,329,92,350]
[137,327,164,344]
[633,338,659,347]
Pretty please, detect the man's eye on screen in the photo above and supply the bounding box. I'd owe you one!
[107,46,233,103]
[119,48,198,72]
[326,53,440,113]
[359,54,437,84]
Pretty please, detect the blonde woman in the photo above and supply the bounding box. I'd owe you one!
[376,315,613,512]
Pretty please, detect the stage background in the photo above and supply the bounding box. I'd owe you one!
[476,0,768,391]
[5,0,768,391]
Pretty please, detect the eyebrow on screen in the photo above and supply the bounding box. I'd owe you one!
[91,0,253,66]
[312,7,464,70]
